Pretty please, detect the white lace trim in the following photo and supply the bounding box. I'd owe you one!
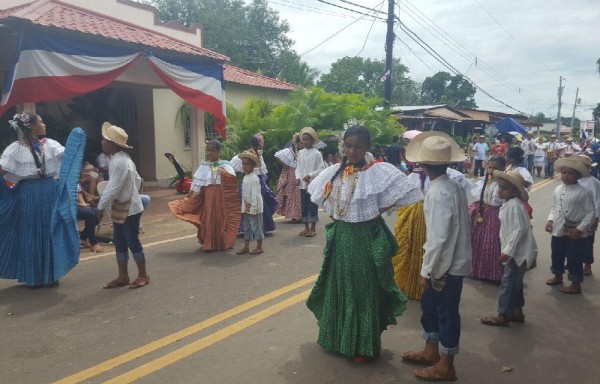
[190,162,235,191]
[406,168,473,194]
[470,178,504,207]
[0,139,64,181]
[274,148,297,168]
[308,162,423,222]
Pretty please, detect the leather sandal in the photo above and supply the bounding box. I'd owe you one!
[546,276,563,286]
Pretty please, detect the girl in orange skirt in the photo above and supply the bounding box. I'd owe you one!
[169,140,241,251]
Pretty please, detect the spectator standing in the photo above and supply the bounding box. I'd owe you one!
[544,134,561,178]
[521,132,536,172]
[473,135,489,179]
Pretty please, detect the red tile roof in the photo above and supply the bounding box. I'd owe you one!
[223,64,298,91]
[0,0,229,61]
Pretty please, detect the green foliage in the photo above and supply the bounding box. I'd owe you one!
[420,71,477,108]
[222,87,404,177]
[277,51,320,87]
[318,57,420,105]
[144,0,312,79]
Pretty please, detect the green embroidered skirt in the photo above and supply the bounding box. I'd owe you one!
[307,217,407,358]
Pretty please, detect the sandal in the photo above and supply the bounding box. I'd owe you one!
[401,351,440,366]
[249,249,264,255]
[480,315,510,327]
[414,366,457,382]
[299,230,308,236]
[236,248,249,254]
[103,278,130,289]
[129,277,150,289]
[509,314,525,323]
[89,244,104,253]
[304,231,317,237]
[583,265,592,276]
[561,284,582,294]
[546,276,563,286]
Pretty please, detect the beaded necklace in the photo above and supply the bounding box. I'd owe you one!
[335,169,360,217]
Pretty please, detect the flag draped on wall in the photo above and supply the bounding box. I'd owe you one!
[0,29,228,137]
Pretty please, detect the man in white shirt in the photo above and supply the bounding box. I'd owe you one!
[96,151,112,180]
[401,131,472,382]
[472,135,489,179]
[97,122,149,290]
[521,131,536,173]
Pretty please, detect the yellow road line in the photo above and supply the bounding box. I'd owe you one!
[54,276,316,384]
[530,177,556,193]
[80,235,198,261]
[102,289,311,384]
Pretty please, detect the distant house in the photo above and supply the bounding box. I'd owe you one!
[0,0,297,186]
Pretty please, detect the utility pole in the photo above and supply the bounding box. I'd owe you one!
[570,87,580,129]
[555,76,563,138]
[384,0,394,108]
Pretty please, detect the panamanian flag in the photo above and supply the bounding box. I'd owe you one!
[0,29,227,137]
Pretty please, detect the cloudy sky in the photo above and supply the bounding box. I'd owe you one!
[259,0,600,121]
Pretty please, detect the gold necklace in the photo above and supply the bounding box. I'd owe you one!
[335,170,361,217]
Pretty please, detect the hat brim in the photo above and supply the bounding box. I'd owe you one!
[300,127,320,144]
[493,171,529,201]
[405,131,464,164]
[554,157,589,178]
[238,152,261,167]
[102,122,133,149]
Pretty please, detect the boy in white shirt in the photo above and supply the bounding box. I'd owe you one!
[576,155,600,276]
[481,171,537,326]
[237,151,264,255]
[295,127,325,237]
[401,131,472,382]
[545,157,595,294]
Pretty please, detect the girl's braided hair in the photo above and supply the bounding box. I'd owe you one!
[9,112,43,175]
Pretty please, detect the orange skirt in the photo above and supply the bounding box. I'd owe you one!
[169,171,241,251]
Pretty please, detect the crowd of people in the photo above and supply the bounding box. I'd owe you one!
[2,114,600,381]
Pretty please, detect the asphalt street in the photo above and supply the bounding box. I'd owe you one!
[1,175,599,384]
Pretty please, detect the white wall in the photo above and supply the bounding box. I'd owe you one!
[152,89,192,186]
[226,84,292,109]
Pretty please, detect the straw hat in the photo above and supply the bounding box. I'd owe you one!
[406,131,464,165]
[238,150,261,168]
[493,170,529,201]
[299,127,320,143]
[578,154,597,168]
[566,136,574,141]
[550,134,557,138]
[102,122,132,149]
[554,156,589,177]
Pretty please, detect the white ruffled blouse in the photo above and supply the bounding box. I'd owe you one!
[407,167,474,194]
[0,138,64,183]
[471,178,505,207]
[308,161,423,223]
[274,147,297,168]
[230,152,268,175]
[190,161,235,192]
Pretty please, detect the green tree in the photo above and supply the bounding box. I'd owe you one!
[420,71,477,108]
[144,0,294,77]
[531,112,554,124]
[318,57,420,105]
[276,51,320,87]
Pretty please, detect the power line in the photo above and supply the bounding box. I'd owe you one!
[472,0,560,76]
[354,1,386,57]
[269,0,363,19]
[315,0,386,21]
[397,0,552,107]
[300,1,385,57]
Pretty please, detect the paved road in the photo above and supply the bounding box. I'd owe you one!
[1,176,598,384]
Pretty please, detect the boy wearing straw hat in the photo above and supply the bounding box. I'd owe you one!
[237,151,264,255]
[481,171,537,326]
[97,123,149,289]
[400,131,472,382]
[545,156,595,294]
[576,155,600,276]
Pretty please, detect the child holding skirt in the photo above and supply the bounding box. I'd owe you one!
[274,133,302,221]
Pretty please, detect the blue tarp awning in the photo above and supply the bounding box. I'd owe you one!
[495,118,529,135]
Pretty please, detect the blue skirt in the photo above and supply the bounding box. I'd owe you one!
[0,128,85,286]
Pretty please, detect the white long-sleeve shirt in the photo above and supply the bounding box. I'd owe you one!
[499,198,537,270]
[547,183,595,237]
[295,148,326,189]
[97,151,143,216]
[579,176,600,219]
[241,173,263,215]
[421,174,473,279]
